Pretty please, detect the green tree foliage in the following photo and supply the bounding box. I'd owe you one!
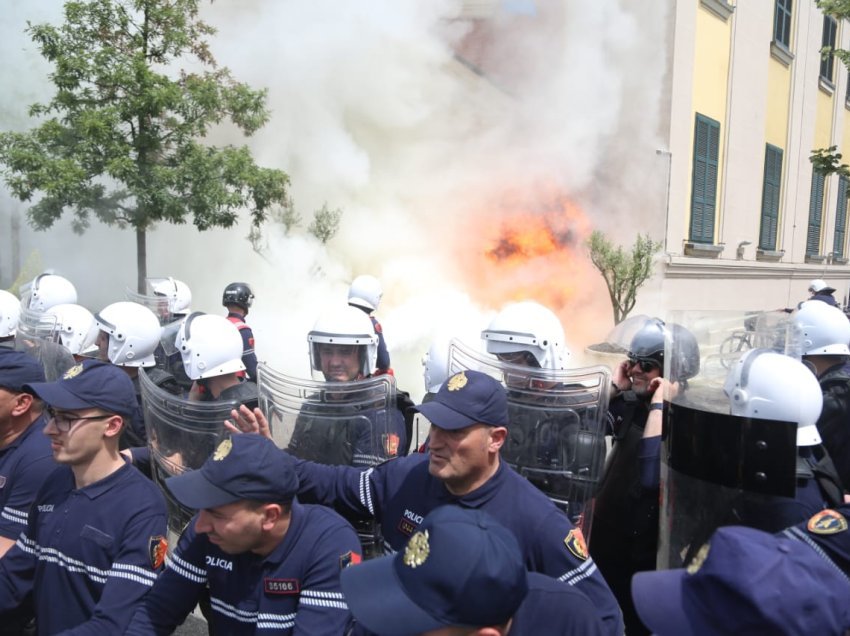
[308,202,342,244]
[811,1,850,184]
[0,0,290,291]
[587,231,661,324]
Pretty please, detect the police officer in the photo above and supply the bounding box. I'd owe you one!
[0,291,20,349]
[722,349,845,531]
[21,273,77,313]
[591,317,699,636]
[782,504,850,580]
[177,312,259,409]
[222,282,258,382]
[348,275,391,374]
[44,303,99,360]
[342,505,605,635]
[127,434,360,635]
[0,351,53,558]
[95,301,176,449]
[631,525,850,635]
[0,360,167,633]
[808,278,840,307]
[234,370,624,635]
[794,300,850,490]
[290,305,408,465]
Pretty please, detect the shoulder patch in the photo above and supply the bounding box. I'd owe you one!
[383,433,400,457]
[564,528,588,561]
[807,509,848,535]
[340,551,362,569]
[149,536,168,570]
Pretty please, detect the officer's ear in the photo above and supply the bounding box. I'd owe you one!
[103,415,124,439]
[488,426,508,452]
[10,392,34,417]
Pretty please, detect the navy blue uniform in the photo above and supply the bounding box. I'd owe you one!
[370,317,390,373]
[0,462,167,634]
[227,312,258,381]
[0,416,54,541]
[508,573,606,635]
[128,500,360,635]
[295,453,623,635]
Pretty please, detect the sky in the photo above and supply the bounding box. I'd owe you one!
[0,0,671,399]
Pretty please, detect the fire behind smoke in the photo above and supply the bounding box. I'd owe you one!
[458,184,596,310]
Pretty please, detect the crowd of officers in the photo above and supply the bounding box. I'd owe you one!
[0,272,848,634]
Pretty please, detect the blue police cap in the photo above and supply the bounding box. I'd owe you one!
[0,349,46,391]
[341,506,528,634]
[414,370,508,430]
[783,506,850,580]
[631,525,850,636]
[24,359,136,419]
[165,434,299,509]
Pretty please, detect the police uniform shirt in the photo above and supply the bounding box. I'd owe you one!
[296,453,624,636]
[0,415,54,540]
[127,500,361,635]
[0,462,167,633]
[227,312,258,381]
[507,572,606,635]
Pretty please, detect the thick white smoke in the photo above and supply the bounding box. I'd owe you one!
[1,0,670,398]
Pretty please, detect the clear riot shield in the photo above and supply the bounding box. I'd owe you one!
[658,311,800,570]
[257,363,399,557]
[125,285,173,326]
[447,340,611,536]
[139,370,235,547]
[14,307,75,381]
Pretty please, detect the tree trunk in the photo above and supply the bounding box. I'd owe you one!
[136,227,147,293]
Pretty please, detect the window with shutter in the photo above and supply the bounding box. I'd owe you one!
[690,114,720,244]
[759,145,783,251]
[806,170,825,256]
[833,176,848,259]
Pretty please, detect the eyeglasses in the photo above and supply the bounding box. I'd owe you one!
[627,356,661,373]
[46,407,113,433]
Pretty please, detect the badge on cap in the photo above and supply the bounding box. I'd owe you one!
[686,542,711,574]
[149,536,168,570]
[447,371,468,391]
[63,363,84,380]
[213,438,233,461]
[563,528,588,560]
[807,509,848,535]
[340,551,362,569]
[403,529,430,568]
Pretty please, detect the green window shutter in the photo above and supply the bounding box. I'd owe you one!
[834,176,848,259]
[759,144,783,250]
[690,114,720,244]
[806,171,825,256]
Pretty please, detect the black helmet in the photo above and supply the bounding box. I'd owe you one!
[628,318,700,382]
[628,318,666,366]
[222,282,254,311]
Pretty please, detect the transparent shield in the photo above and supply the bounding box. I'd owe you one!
[658,311,800,570]
[257,362,398,468]
[447,340,611,535]
[125,286,173,325]
[139,370,236,545]
[14,308,75,381]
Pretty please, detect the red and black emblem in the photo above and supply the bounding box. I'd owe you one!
[339,551,362,569]
[149,536,168,570]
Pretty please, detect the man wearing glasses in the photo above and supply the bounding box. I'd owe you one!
[590,318,700,636]
[0,359,167,634]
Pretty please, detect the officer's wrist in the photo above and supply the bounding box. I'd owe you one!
[649,402,664,411]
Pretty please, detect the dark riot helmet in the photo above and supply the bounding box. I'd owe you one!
[628,318,700,382]
[222,282,254,312]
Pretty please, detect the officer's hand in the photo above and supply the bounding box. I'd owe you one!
[613,360,631,392]
[225,404,272,440]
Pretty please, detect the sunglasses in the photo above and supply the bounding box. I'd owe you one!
[627,356,661,373]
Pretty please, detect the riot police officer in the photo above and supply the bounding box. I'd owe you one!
[44,303,99,360]
[794,300,850,490]
[348,275,391,374]
[20,273,77,313]
[591,317,700,636]
[0,291,20,349]
[222,282,258,382]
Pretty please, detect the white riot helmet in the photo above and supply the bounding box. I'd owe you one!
[422,337,451,394]
[808,278,836,294]
[723,349,823,447]
[150,277,192,315]
[176,312,245,380]
[25,273,77,312]
[348,275,383,312]
[308,306,378,377]
[95,301,162,367]
[793,300,850,356]
[0,290,20,337]
[481,301,570,370]
[45,304,99,356]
